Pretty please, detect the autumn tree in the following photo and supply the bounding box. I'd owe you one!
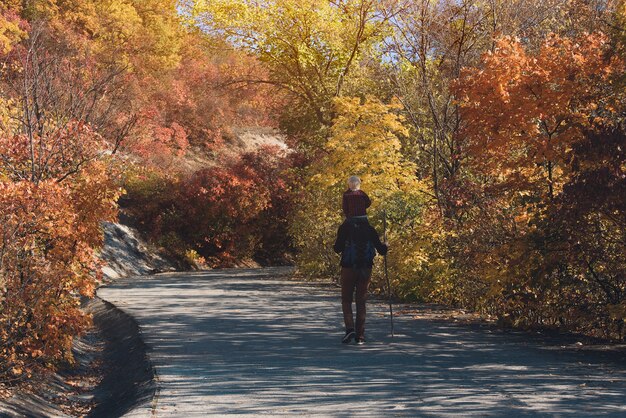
[0,123,120,381]
[0,0,182,381]
[552,125,626,338]
[457,33,622,201]
[125,33,279,169]
[191,0,399,151]
[290,96,432,294]
[382,0,614,209]
[448,32,626,334]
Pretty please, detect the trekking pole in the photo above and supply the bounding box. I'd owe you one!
[383,209,394,337]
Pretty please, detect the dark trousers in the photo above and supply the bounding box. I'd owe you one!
[341,267,372,339]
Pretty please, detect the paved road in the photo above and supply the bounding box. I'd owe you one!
[98,268,626,417]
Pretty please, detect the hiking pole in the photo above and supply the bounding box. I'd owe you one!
[383,209,394,338]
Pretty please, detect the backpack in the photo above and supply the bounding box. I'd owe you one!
[342,222,376,268]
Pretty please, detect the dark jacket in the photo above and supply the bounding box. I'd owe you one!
[333,218,388,268]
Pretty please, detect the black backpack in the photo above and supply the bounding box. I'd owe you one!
[342,221,376,268]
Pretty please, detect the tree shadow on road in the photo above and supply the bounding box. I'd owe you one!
[101,269,626,417]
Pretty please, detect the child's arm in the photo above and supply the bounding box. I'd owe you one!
[361,191,372,208]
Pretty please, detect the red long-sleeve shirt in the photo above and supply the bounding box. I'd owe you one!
[342,189,371,218]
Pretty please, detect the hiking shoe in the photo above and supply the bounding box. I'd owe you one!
[356,337,366,345]
[342,329,356,344]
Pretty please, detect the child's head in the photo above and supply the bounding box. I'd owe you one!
[347,175,361,191]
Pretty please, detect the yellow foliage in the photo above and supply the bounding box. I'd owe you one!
[292,96,436,294]
[192,0,391,128]
[32,0,183,71]
[314,96,415,203]
[0,9,25,55]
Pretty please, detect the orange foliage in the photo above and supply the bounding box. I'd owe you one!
[456,33,623,199]
[0,102,120,383]
[0,0,281,385]
[0,122,108,182]
[117,34,281,170]
[0,172,120,380]
[445,32,626,337]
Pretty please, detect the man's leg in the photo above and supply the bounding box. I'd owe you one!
[341,267,357,332]
[355,268,372,340]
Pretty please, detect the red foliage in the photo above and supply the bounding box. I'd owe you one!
[125,146,295,267]
[123,35,282,169]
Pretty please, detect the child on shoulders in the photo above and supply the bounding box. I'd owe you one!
[342,176,371,220]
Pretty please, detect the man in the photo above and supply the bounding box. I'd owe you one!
[333,217,388,345]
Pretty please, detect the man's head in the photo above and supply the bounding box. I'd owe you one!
[347,175,361,191]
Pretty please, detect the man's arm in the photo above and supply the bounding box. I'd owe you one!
[369,226,388,255]
[333,223,346,254]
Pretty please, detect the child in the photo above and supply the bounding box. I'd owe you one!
[342,175,371,219]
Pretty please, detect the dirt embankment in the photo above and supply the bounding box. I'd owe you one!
[99,221,177,282]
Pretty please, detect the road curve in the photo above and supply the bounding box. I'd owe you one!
[98,268,626,417]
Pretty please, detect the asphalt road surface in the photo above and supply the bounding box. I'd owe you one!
[98,268,626,417]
